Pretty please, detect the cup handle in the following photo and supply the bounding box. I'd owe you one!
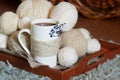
[18,29,31,55]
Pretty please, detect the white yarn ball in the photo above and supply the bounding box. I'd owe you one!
[58,47,78,67]
[79,28,91,39]
[0,11,18,35]
[18,16,31,29]
[87,38,101,54]
[16,0,53,19]
[50,2,78,32]
[0,33,8,48]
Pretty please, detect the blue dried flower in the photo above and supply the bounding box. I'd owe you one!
[49,23,65,38]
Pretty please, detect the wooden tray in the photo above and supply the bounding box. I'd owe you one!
[0,40,120,80]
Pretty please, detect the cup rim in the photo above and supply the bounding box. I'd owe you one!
[31,19,59,26]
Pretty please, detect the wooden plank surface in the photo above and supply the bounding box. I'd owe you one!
[75,16,120,43]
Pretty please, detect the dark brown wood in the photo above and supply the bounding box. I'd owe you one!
[99,40,120,50]
[0,0,20,15]
[50,0,65,5]
[20,0,65,5]
[75,16,120,43]
[0,40,120,80]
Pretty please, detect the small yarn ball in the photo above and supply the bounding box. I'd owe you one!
[79,28,91,39]
[0,33,8,48]
[87,38,101,54]
[50,2,78,32]
[8,31,30,52]
[58,47,78,67]
[18,16,31,29]
[16,0,53,19]
[61,29,88,58]
[0,11,18,35]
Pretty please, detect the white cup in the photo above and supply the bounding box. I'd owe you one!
[31,19,61,41]
[18,19,64,67]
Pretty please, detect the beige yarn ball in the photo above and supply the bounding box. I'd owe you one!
[50,2,78,32]
[16,0,53,19]
[8,31,30,52]
[61,29,88,58]
[0,11,18,35]
[0,33,8,49]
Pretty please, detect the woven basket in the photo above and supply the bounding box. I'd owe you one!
[67,0,120,19]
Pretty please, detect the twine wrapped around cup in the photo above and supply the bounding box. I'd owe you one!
[31,38,60,57]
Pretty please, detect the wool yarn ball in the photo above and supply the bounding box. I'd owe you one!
[0,11,18,35]
[61,29,88,58]
[87,38,101,54]
[18,16,31,29]
[79,28,91,39]
[8,31,30,52]
[16,0,53,19]
[58,47,78,67]
[0,33,8,49]
[50,2,78,32]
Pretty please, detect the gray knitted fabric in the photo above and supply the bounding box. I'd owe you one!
[0,61,51,80]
